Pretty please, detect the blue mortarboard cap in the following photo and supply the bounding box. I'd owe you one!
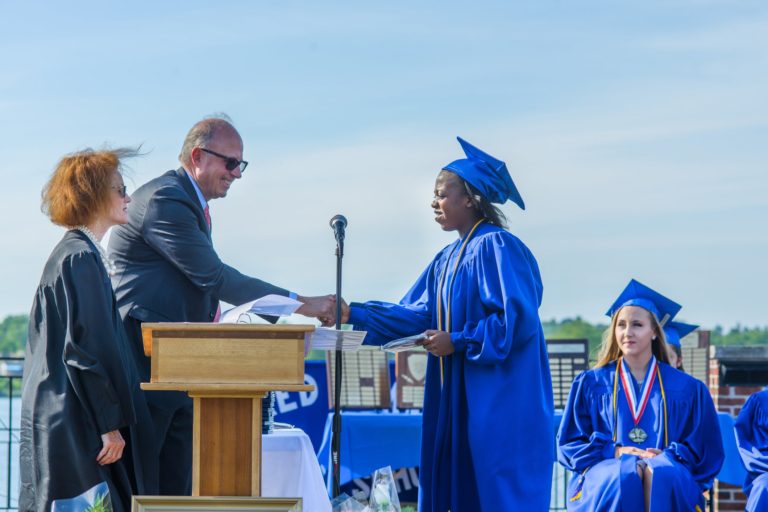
[663,321,699,348]
[442,137,525,209]
[605,279,682,326]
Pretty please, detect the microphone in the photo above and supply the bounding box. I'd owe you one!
[329,214,347,244]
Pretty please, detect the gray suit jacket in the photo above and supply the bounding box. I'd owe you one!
[108,168,289,380]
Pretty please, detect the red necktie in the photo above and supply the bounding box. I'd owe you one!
[204,205,221,323]
[204,205,212,230]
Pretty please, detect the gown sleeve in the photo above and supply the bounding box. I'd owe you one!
[735,391,768,475]
[557,371,618,472]
[59,252,135,435]
[348,258,437,346]
[450,232,544,364]
[663,379,724,485]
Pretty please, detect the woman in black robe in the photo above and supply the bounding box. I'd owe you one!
[20,148,157,511]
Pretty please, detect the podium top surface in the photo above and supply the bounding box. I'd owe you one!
[141,322,316,357]
[141,382,315,395]
[141,322,316,333]
[141,322,315,389]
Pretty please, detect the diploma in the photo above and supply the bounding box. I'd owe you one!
[381,332,427,353]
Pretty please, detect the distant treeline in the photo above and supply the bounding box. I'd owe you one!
[0,314,766,358]
[0,314,27,357]
[544,317,768,360]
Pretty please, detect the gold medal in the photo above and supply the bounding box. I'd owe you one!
[628,427,648,444]
[613,358,670,448]
[617,358,656,445]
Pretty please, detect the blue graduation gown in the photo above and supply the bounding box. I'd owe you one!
[349,223,554,512]
[735,390,768,512]
[557,362,724,512]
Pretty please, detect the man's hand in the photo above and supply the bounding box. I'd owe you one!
[296,295,336,322]
[318,298,351,327]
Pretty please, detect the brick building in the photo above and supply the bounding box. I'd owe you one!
[708,346,768,511]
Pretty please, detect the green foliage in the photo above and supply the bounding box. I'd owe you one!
[0,314,27,356]
[306,349,327,361]
[543,317,768,357]
[711,325,768,346]
[84,492,111,512]
[1,314,766,364]
[542,317,608,360]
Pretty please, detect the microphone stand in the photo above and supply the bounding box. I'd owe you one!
[331,219,345,497]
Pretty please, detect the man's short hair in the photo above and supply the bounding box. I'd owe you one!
[179,114,241,166]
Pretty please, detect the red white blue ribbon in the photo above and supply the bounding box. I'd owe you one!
[619,356,657,425]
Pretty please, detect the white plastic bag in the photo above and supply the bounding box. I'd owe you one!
[368,466,401,512]
[51,481,113,512]
[331,492,368,512]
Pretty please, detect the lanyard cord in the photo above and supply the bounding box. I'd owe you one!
[435,219,484,387]
[657,367,669,447]
[612,357,669,447]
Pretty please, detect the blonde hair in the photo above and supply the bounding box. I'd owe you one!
[594,306,671,368]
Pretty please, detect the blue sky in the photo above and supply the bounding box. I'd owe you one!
[1,1,766,329]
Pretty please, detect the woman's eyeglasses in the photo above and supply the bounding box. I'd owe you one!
[200,148,249,173]
[112,185,128,198]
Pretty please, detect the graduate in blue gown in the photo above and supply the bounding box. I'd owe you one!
[340,137,554,511]
[663,321,698,372]
[557,280,724,512]
[734,389,768,512]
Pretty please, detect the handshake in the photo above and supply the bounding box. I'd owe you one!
[295,294,350,327]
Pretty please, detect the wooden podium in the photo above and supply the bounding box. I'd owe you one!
[140,323,315,497]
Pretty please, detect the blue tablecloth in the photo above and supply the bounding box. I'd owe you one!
[317,411,423,488]
[316,410,748,490]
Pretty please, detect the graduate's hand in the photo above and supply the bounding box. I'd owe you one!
[317,297,350,327]
[614,445,658,459]
[97,430,125,465]
[421,330,455,356]
[296,294,336,322]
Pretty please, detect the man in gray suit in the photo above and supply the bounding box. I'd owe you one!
[108,115,335,495]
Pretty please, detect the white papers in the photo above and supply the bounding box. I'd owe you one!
[308,327,367,352]
[381,332,427,353]
[220,294,303,323]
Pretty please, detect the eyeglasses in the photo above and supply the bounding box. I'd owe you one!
[112,185,128,198]
[200,148,248,173]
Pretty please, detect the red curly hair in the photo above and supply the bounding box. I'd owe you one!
[41,148,137,227]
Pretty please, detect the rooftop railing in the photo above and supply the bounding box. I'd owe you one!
[0,357,22,511]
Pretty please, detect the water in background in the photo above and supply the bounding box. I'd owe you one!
[0,397,20,510]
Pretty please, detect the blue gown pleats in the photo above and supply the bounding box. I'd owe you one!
[349,223,554,512]
[557,362,724,511]
[735,390,768,511]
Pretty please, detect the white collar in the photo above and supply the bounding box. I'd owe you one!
[183,168,208,210]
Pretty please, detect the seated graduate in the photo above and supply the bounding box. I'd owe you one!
[339,137,554,511]
[734,389,768,512]
[557,279,724,512]
[663,321,698,372]
[20,148,157,512]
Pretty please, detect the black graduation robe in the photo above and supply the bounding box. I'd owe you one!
[19,230,157,512]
